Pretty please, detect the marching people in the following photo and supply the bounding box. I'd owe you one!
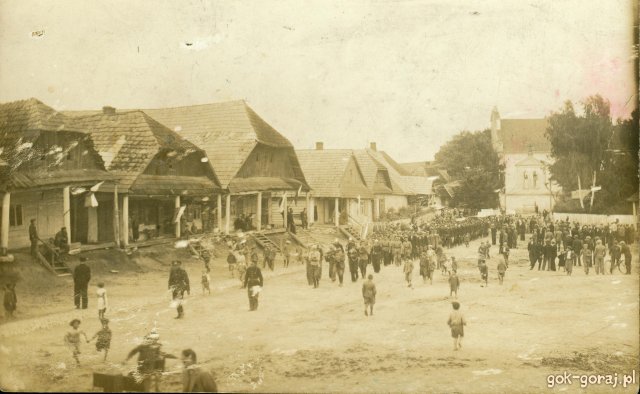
[309,245,322,288]
[243,259,263,311]
[371,240,382,273]
[358,242,369,279]
[332,240,346,286]
[168,261,190,319]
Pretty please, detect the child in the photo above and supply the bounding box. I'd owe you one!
[479,260,488,287]
[227,251,237,278]
[88,318,112,361]
[447,301,466,351]
[201,270,211,295]
[65,319,88,365]
[565,246,574,276]
[581,243,593,275]
[497,258,507,285]
[235,253,247,288]
[362,274,376,316]
[442,257,451,276]
[448,271,460,298]
[500,242,510,268]
[403,257,414,288]
[464,233,470,248]
[451,256,458,273]
[96,282,108,320]
[3,283,17,319]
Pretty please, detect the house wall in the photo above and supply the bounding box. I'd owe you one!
[382,194,409,211]
[143,151,211,177]
[7,190,64,249]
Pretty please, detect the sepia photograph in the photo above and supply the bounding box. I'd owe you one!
[0,0,638,392]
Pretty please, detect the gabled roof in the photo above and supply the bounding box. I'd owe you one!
[71,111,206,189]
[498,118,550,154]
[352,150,393,194]
[0,98,110,191]
[364,149,413,195]
[401,176,434,195]
[139,101,296,188]
[296,149,372,199]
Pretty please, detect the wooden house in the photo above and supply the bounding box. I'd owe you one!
[71,107,221,244]
[0,99,114,252]
[138,101,309,233]
[295,145,373,226]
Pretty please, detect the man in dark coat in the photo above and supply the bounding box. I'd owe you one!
[490,223,497,246]
[54,227,69,253]
[168,261,190,319]
[29,219,39,257]
[73,258,91,309]
[287,208,296,234]
[243,260,263,311]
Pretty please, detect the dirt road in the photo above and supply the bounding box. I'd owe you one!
[0,237,638,392]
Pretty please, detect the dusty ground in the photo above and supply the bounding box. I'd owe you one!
[0,235,638,393]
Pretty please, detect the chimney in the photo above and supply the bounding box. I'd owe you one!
[102,106,116,115]
[370,142,377,151]
[315,142,324,150]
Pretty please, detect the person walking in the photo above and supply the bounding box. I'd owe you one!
[29,219,39,258]
[594,239,606,275]
[308,245,321,288]
[620,241,632,275]
[243,260,263,311]
[362,275,376,316]
[168,261,190,319]
[73,258,91,309]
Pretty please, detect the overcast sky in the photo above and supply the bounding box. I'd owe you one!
[0,0,636,162]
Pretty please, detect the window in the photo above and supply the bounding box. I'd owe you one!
[9,204,23,227]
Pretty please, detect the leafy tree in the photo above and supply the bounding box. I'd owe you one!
[546,95,638,213]
[434,129,503,209]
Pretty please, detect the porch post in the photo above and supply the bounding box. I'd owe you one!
[63,186,71,246]
[1,192,10,253]
[373,197,379,220]
[216,194,222,231]
[122,194,129,247]
[334,197,339,227]
[267,193,273,227]
[283,192,288,230]
[113,185,121,248]
[256,192,262,231]
[225,194,231,234]
[174,195,181,238]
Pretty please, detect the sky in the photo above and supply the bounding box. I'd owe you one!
[0,0,636,162]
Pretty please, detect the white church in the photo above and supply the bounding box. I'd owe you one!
[490,107,561,214]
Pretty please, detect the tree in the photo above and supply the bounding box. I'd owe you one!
[546,95,638,213]
[434,129,503,209]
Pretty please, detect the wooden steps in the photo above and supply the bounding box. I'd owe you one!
[251,232,282,253]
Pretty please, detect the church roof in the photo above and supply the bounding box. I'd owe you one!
[498,118,550,154]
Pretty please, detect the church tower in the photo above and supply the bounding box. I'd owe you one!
[490,106,502,154]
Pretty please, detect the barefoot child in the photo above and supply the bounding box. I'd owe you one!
[96,282,108,320]
[362,274,376,316]
[447,301,466,351]
[565,246,575,276]
[403,257,414,288]
[88,318,112,361]
[497,258,507,285]
[65,319,88,365]
[448,271,459,298]
[3,283,17,319]
[201,270,211,295]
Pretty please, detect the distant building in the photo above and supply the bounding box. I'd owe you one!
[490,107,560,213]
[295,147,372,226]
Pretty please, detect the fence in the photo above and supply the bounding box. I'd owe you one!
[552,213,637,226]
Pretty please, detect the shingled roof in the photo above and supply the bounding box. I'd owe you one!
[137,101,297,188]
[71,111,207,189]
[364,149,413,195]
[498,118,550,154]
[352,150,394,194]
[296,149,372,199]
[0,98,110,191]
